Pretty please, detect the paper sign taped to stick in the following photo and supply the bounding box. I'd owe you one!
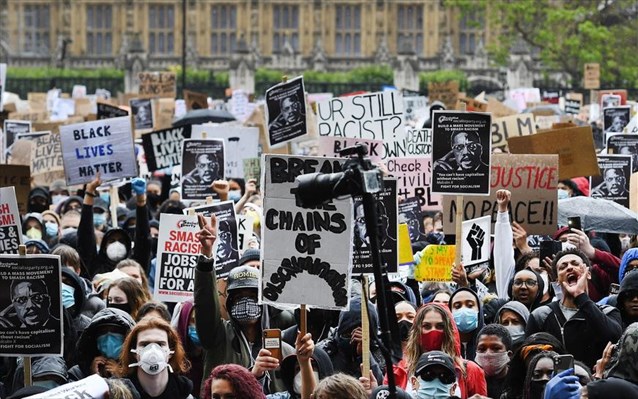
[184,90,209,111]
[154,213,200,302]
[142,125,191,172]
[0,254,62,356]
[261,155,352,310]
[0,187,23,254]
[24,374,109,399]
[462,216,491,267]
[386,157,441,211]
[607,134,638,173]
[508,126,600,180]
[404,128,432,157]
[443,154,559,235]
[191,125,259,178]
[138,71,177,98]
[491,113,536,150]
[0,166,30,214]
[265,76,308,147]
[59,116,137,185]
[30,132,65,186]
[238,214,255,252]
[181,139,226,200]
[3,120,31,162]
[414,245,455,282]
[317,136,385,163]
[590,155,632,208]
[398,197,427,243]
[316,90,407,158]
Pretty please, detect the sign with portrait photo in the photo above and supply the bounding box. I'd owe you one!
[3,120,31,162]
[603,106,631,137]
[265,76,308,147]
[191,125,260,178]
[398,197,427,244]
[0,187,23,254]
[590,154,632,208]
[0,254,62,356]
[608,134,638,173]
[431,111,492,195]
[97,103,129,120]
[130,98,154,131]
[181,139,225,200]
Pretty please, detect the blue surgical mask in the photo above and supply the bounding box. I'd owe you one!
[99,192,111,204]
[188,325,201,347]
[558,189,569,200]
[228,190,242,202]
[61,283,75,308]
[417,377,454,399]
[45,222,59,237]
[97,332,124,359]
[453,307,479,333]
[93,213,106,228]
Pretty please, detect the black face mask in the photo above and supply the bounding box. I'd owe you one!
[529,380,548,399]
[108,302,132,314]
[147,193,161,207]
[29,202,48,213]
[151,237,159,257]
[398,320,413,342]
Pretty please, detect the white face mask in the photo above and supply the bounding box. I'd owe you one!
[620,236,631,251]
[293,371,320,394]
[106,241,127,262]
[540,272,549,295]
[129,343,173,375]
[505,324,525,343]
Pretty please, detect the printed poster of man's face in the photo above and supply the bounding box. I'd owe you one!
[130,98,154,130]
[603,107,631,134]
[3,121,31,161]
[607,135,638,173]
[590,155,632,207]
[266,77,307,146]
[181,139,225,200]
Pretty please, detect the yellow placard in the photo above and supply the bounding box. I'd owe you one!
[398,224,413,265]
[415,245,455,282]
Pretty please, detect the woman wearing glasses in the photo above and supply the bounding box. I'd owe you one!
[508,269,547,311]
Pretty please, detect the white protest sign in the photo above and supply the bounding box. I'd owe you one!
[59,116,137,185]
[238,214,255,251]
[625,115,638,134]
[316,90,407,158]
[25,374,109,399]
[404,96,428,127]
[72,85,87,99]
[191,125,260,178]
[261,155,352,310]
[491,113,536,150]
[0,187,23,254]
[0,63,5,112]
[404,128,432,157]
[51,98,75,121]
[461,216,491,267]
[317,136,385,162]
[30,132,65,186]
[154,213,200,302]
[508,88,541,112]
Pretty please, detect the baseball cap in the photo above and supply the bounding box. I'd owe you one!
[370,385,412,399]
[415,350,456,383]
[226,265,260,292]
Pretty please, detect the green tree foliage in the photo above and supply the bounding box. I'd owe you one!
[447,0,638,87]
[419,70,468,91]
[7,67,124,79]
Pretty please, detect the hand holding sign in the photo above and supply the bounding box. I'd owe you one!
[211,180,230,200]
[451,262,469,288]
[197,214,218,258]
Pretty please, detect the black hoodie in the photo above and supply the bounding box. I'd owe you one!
[448,287,484,361]
[279,346,334,399]
[615,270,638,328]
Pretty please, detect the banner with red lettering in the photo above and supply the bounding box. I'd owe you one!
[0,187,22,254]
[443,154,559,235]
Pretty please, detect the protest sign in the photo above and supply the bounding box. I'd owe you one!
[386,157,441,211]
[24,374,108,399]
[404,128,432,157]
[584,63,600,89]
[461,216,491,267]
[3,120,31,162]
[237,214,255,252]
[403,96,428,126]
[265,76,308,147]
[491,113,536,150]
[603,106,631,137]
[414,245,455,282]
[316,90,407,158]
[184,90,209,110]
[0,63,5,112]
[564,93,583,115]
[154,213,200,302]
[443,154,559,235]
[138,71,177,98]
[153,97,176,130]
[590,154,632,208]
[541,90,560,104]
[229,89,255,123]
[599,89,628,107]
[181,139,225,200]
[243,158,261,183]
[97,102,129,120]
[432,111,492,195]
[352,179,398,274]
[317,137,385,163]
[0,166,30,214]
[508,125,600,179]
[626,115,638,135]
[456,96,487,112]
[0,187,22,254]
[192,125,260,178]
[261,155,352,309]
[398,197,427,243]
[398,224,413,265]
[50,98,75,121]
[608,134,638,173]
[184,202,239,278]
[244,104,289,155]
[130,98,154,131]
[428,81,459,110]
[30,132,65,186]
[0,254,62,356]
[486,98,517,118]
[59,116,137,185]
[508,88,541,112]
[142,125,191,172]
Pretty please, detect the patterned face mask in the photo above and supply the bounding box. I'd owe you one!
[229,296,262,324]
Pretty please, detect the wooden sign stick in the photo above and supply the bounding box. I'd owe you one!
[360,275,371,378]
[300,304,307,337]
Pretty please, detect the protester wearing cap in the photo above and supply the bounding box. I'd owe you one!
[194,214,294,394]
[370,385,413,399]
[27,186,50,213]
[411,351,460,399]
[239,248,261,268]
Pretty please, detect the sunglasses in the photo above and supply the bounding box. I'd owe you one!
[419,368,456,385]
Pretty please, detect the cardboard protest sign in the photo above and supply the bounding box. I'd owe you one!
[59,116,137,185]
[0,166,30,214]
[0,63,5,112]
[191,125,260,178]
[261,155,352,309]
[414,245,455,282]
[0,187,23,254]
[24,374,108,399]
[244,104,289,155]
[142,125,191,172]
[153,98,175,130]
[0,254,62,356]
[428,81,459,110]
[443,154,559,235]
[352,179,398,274]
[154,214,200,302]
[184,201,239,278]
[461,216,491,267]
[456,96,487,112]
[184,90,209,111]
[3,120,31,161]
[603,106,631,137]
[30,132,65,186]
[508,126,600,179]
[237,214,255,252]
[584,63,600,89]
[541,90,560,104]
[243,158,261,183]
[265,76,308,147]
[564,93,583,115]
[486,98,517,118]
[399,197,427,243]
[181,139,225,200]
[97,102,129,120]
[316,90,407,158]
[386,157,441,211]
[138,71,177,98]
[317,137,385,163]
[608,134,638,173]
[403,96,428,127]
[491,113,536,150]
[590,155,632,208]
[432,111,492,195]
[405,128,432,157]
[130,98,154,131]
